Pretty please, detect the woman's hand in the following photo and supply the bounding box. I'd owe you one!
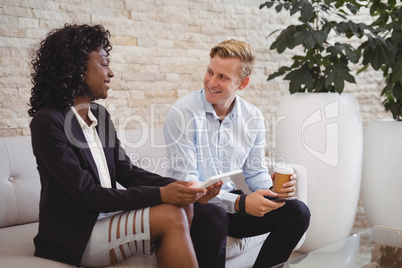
[160,181,206,206]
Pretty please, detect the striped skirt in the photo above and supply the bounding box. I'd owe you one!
[81,207,152,267]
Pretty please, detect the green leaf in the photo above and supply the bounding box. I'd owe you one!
[364,34,376,49]
[370,0,381,16]
[284,67,308,93]
[388,101,401,120]
[268,66,291,81]
[357,64,369,75]
[335,12,347,20]
[293,30,315,48]
[323,0,332,6]
[307,58,314,69]
[303,69,314,90]
[301,1,314,22]
[391,31,402,47]
[284,67,304,80]
[362,46,374,66]
[259,1,274,9]
[290,0,303,16]
[334,74,345,93]
[334,62,356,83]
[344,45,358,63]
[370,42,393,70]
[275,3,283,13]
[323,61,355,92]
[267,28,284,39]
[328,43,359,63]
[388,0,396,8]
[312,31,326,47]
[380,41,397,67]
[325,66,335,88]
[391,54,402,83]
[347,20,361,35]
[392,82,402,99]
[346,3,358,14]
[315,76,325,91]
[380,83,393,97]
[270,25,297,53]
[289,80,301,94]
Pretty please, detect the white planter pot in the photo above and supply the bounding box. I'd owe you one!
[362,119,402,230]
[275,93,363,253]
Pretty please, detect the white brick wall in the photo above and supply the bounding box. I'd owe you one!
[0,0,390,232]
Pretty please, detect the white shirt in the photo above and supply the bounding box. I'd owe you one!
[70,106,112,188]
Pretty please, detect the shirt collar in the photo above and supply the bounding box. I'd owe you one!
[201,88,240,120]
[70,106,98,129]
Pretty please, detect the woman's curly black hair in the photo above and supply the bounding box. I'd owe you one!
[28,24,112,117]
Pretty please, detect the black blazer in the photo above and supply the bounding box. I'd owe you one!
[30,103,175,266]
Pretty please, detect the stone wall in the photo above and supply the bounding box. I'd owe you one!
[0,0,390,232]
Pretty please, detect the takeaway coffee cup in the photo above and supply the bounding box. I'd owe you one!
[273,165,294,193]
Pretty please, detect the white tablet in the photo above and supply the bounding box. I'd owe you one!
[198,170,243,188]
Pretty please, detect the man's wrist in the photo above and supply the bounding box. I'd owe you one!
[238,194,247,215]
[234,196,240,212]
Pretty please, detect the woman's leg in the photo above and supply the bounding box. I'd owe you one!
[149,203,198,268]
[81,204,197,268]
[182,203,194,227]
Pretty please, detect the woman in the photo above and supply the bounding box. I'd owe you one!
[28,24,210,268]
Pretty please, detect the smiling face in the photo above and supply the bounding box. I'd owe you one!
[84,47,114,100]
[203,55,249,118]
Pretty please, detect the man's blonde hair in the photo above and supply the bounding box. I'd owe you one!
[209,39,255,80]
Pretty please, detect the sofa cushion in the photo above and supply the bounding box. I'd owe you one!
[0,222,39,257]
[226,233,268,259]
[0,256,74,268]
[0,222,74,267]
[0,221,156,268]
[0,137,40,228]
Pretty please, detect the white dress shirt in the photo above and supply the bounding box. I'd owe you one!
[70,106,112,189]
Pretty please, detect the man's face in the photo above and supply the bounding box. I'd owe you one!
[203,55,246,116]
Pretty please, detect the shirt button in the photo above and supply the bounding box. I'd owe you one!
[9,177,14,182]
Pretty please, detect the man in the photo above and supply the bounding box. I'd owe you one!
[163,39,310,268]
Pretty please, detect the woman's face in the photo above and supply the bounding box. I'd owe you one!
[84,48,114,99]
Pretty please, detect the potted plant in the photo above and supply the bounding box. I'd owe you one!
[359,0,402,231]
[259,0,365,252]
[358,0,402,121]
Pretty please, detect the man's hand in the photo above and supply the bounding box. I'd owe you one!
[160,181,206,206]
[271,173,297,199]
[194,181,223,204]
[236,189,284,217]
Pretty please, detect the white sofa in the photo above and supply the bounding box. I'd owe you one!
[0,128,307,268]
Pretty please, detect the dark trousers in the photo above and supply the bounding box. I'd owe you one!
[190,200,310,268]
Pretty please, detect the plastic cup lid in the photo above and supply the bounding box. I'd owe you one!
[273,164,294,175]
